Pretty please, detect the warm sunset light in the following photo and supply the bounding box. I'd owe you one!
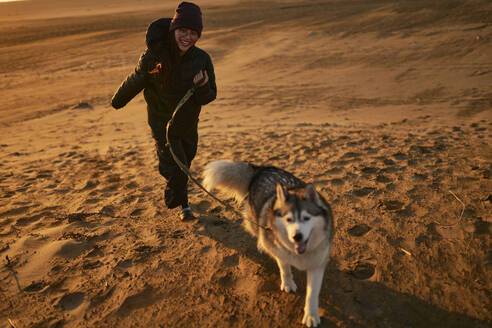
[0,0,491,327]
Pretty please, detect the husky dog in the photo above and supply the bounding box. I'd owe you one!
[203,160,334,327]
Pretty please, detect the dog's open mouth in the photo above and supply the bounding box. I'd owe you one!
[294,239,308,254]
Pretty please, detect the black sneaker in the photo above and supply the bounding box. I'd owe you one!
[179,209,196,221]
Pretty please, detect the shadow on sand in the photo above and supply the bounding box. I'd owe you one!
[195,212,489,328]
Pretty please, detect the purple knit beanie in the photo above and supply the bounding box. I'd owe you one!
[169,2,203,37]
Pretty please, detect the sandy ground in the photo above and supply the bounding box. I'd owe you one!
[0,0,491,327]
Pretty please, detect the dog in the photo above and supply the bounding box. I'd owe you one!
[203,160,334,327]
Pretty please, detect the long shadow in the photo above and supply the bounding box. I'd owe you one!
[195,212,490,328]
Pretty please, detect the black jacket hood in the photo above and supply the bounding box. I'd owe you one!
[146,18,172,62]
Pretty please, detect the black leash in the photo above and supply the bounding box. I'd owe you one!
[165,82,271,231]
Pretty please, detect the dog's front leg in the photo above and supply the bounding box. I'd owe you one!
[275,258,297,293]
[302,267,325,327]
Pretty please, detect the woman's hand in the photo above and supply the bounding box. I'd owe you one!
[193,70,209,87]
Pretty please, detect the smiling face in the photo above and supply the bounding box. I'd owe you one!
[174,27,199,56]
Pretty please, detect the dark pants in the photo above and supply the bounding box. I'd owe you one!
[148,115,198,209]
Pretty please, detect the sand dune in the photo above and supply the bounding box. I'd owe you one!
[1,0,491,327]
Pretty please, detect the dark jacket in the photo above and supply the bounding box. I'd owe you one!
[111,18,217,137]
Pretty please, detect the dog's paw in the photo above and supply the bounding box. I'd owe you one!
[280,278,297,293]
[302,309,320,327]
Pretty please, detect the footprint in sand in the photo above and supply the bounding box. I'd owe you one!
[413,173,428,181]
[222,254,240,267]
[200,246,212,254]
[216,272,235,288]
[341,151,362,159]
[24,281,48,292]
[82,260,103,270]
[329,178,345,186]
[348,224,371,237]
[360,166,378,174]
[380,200,404,211]
[331,159,349,167]
[100,184,119,192]
[105,174,120,183]
[82,180,99,190]
[121,195,137,204]
[57,292,85,311]
[350,263,375,280]
[325,167,343,175]
[123,150,137,157]
[100,205,116,217]
[363,146,379,154]
[352,187,376,197]
[116,288,161,317]
[125,181,138,189]
[472,218,491,235]
[392,152,407,161]
[196,200,212,212]
[383,158,396,166]
[117,259,133,268]
[54,187,70,194]
[130,208,144,216]
[376,174,392,183]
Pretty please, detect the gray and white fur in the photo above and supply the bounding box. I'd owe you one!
[203,160,334,327]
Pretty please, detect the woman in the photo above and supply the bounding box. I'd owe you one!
[111,2,217,221]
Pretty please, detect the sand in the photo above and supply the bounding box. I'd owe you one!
[0,0,491,327]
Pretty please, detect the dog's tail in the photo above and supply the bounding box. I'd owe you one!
[203,160,255,202]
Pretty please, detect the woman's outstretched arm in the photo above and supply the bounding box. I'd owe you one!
[111,50,154,109]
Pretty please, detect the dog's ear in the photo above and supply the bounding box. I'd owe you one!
[305,183,322,205]
[276,183,288,204]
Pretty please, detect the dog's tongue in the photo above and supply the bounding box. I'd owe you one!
[295,241,307,254]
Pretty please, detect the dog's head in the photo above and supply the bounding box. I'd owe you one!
[273,183,333,255]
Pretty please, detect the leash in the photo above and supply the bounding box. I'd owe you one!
[165,85,241,216]
[165,82,271,231]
